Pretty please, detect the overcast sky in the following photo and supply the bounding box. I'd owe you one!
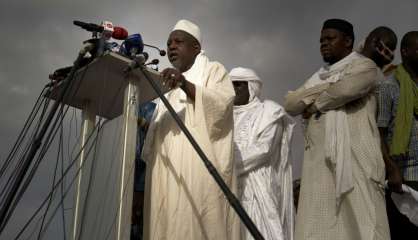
[0,0,417,239]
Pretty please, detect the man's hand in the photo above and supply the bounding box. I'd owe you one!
[379,127,405,194]
[302,110,313,119]
[387,160,403,193]
[161,67,196,101]
[302,103,319,119]
[161,68,185,89]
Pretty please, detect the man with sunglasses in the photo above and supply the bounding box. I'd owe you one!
[377,31,418,238]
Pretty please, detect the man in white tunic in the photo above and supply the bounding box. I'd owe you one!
[284,19,391,240]
[142,20,240,240]
[230,67,295,240]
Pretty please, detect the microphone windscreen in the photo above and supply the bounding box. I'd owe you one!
[112,27,128,40]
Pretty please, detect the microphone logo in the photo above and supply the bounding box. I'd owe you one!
[100,20,114,40]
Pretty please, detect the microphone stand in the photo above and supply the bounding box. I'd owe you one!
[0,42,94,234]
[137,65,265,240]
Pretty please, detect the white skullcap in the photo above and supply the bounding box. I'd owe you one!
[172,19,202,45]
[229,67,263,102]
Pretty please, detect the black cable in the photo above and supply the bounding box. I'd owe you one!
[138,65,265,240]
[0,97,49,201]
[9,45,89,211]
[75,118,102,239]
[3,65,88,232]
[74,61,113,240]
[23,215,43,240]
[30,56,121,238]
[0,45,91,233]
[0,96,51,204]
[42,66,125,238]
[30,120,109,240]
[0,84,54,199]
[60,123,67,240]
[66,109,76,168]
[0,87,47,179]
[9,47,94,238]
[0,103,70,233]
[91,120,123,238]
[0,94,50,194]
[36,113,64,240]
[6,52,140,238]
[34,57,88,169]
[101,145,137,240]
[75,60,127,239]
[10,94,71,208]
[12,121,107,240]
[21,136,99,240]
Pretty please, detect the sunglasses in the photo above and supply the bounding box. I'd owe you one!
[375,40,394,62]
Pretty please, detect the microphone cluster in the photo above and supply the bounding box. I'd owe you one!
[73,20,166,59]
[42,19,167,82]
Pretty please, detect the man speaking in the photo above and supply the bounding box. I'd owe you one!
[141,19,240,240]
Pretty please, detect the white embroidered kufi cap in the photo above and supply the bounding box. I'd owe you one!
[172,19,202,45]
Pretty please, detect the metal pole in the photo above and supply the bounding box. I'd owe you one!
[71,101,96,240]
[116,79,138,240]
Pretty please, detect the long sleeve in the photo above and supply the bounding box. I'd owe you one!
[238,101,293,175]
[238,120,280,175]
[188,61,236,176]
[314,58,379,112]
[193,62,235,141]
[272,114,295,240]
[284,80,330,116]
[377,80,395,128]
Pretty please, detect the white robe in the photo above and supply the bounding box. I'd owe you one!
[142,52,240,240]
[234,98,295,240]
[285,54,390,240]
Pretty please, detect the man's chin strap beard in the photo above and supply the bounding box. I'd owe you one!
[172,62,183,72]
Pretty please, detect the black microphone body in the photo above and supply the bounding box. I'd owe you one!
[146,59,159,65]
[144,44,166,56]
[73,20,104,33]
[73,20,128,40]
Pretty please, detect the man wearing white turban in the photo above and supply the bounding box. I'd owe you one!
[231,67,295,240]
[142,19,240,240]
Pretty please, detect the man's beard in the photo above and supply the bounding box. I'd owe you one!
[322,55,338,65]
[170,59,182,71]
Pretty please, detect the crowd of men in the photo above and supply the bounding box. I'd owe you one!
[131,18,418,240]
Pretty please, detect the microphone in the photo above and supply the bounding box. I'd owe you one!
[123,52,149,73]
[112,27,128,40]
[74,20,104,32]
[146,59,159,65]
[119,34,144,57]
[73,20,128,40]
[144,43,166,56]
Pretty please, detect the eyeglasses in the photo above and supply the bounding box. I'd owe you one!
[376,40,394,62]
